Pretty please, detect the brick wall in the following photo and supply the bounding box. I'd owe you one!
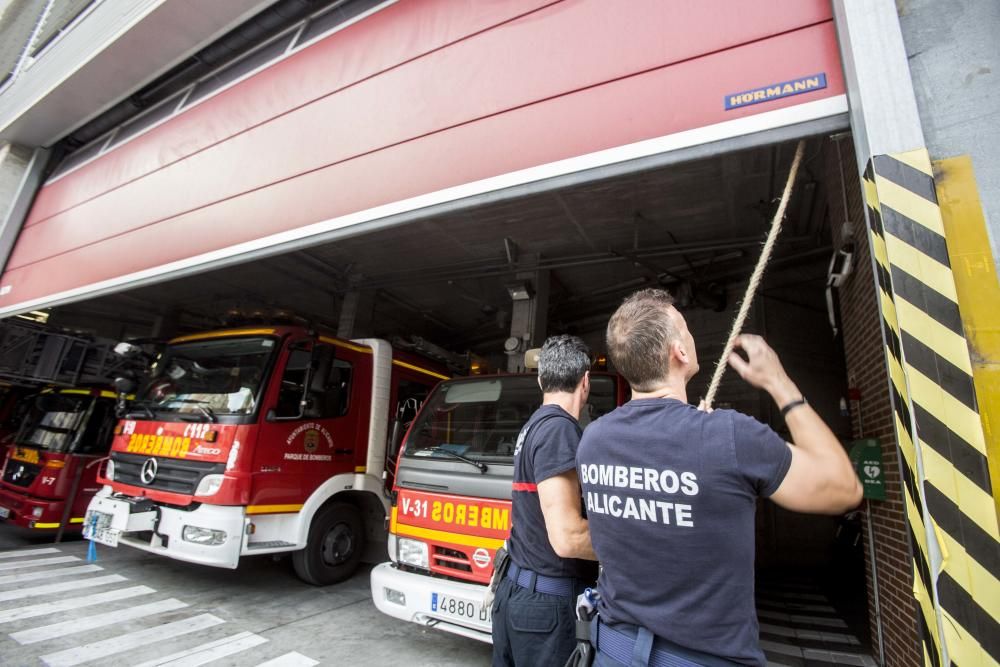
[827,139,922,666]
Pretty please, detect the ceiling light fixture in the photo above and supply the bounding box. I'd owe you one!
[505,282,532,302]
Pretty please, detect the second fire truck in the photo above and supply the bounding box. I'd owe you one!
[0,387,118,533]
[371,368,626,641]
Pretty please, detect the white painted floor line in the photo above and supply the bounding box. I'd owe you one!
[0,547,61,559]
[789,613,848,628]
[134,631,269,667]
[0,574,126,603]
[255,652,320,667]
[0,556,79,571]
[780,602,838,613]
[802,647,870,664]
[758,609,792,621]
[0,564,103,586]
[41,613,225,667]
[759,639,803,658]
[757,608,849,628]
[759,622,796,638]
[12,597,188,645]
[760,622,858,644]
[0,585,155,624]
[758,599,840,614]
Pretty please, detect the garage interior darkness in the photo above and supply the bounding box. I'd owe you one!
[29,130,900,653]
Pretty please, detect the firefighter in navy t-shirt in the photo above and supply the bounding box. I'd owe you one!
[578,289,862,666]
[492,335,599,667]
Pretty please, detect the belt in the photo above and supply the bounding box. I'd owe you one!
[506,563,576,597]
[593,617,740,667]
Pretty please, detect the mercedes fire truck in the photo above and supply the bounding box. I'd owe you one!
[84,326,447,585]
[371,371,625,641]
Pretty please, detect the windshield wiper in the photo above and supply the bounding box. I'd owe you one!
[194,404,217,423]
[422,447,488,474]
[163,399,218,423]
[124,401,156,420]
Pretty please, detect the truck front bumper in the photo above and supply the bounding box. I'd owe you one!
[84,488,246,569]
[370,561,494,644]
[0,487,77,531]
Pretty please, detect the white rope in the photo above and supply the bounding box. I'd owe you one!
[703,139,806,408]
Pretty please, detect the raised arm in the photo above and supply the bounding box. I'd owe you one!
[727,334,862,514]
[537,470,597,560]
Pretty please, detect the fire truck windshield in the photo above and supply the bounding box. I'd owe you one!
[17,393,92,452]
[136,336,275,419]
[402,375,618,463]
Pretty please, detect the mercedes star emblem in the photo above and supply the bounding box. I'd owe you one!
[140,458,158,485]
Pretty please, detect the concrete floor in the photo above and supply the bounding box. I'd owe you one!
[0,527,492,666]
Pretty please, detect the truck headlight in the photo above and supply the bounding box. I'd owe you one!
[182,525,227,545]
[105,460,115,481]
[397,538,429,569]
[194,475,224,496]
[31,506,44,518]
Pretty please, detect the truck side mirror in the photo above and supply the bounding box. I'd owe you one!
[387,397,420,458]
[388,419,404,458]
[114,376,136,395]
[113,376,137,417]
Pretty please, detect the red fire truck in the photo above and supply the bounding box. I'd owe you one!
[84,326,447,584]
[0,387,118,532]
[371,370,626,641]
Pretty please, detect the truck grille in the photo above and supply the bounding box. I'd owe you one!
[433,546,472,573]
[110,452,224,495]
[2,461,40,488]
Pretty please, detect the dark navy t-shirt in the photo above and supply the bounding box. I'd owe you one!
[508,404,597,580]
[576,398,792,666]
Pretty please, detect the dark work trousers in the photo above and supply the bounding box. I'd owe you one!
[491,576,578,667]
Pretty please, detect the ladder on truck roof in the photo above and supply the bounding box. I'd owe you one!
[0,320,135,387]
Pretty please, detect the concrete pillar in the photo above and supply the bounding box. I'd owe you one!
[834,3,998,663]
[337,289,376,339]
[898,0,1000,274]
[150,311,179,340]
[0,143,48,275]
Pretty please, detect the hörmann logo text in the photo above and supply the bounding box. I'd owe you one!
[724,73,827,110]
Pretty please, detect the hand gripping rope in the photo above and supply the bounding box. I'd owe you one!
[702,139,806,408]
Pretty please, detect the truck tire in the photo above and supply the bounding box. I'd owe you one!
[293,502,364,586]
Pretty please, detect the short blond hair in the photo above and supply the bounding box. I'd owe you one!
[606,289,678,392]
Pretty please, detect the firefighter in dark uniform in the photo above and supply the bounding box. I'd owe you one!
[577,289,862,666]
[492,335,599,667]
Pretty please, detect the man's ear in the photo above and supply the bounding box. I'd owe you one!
[537,375,544,391]
[670,339,688,366]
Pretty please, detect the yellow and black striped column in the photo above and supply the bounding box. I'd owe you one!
[863,148,999,666]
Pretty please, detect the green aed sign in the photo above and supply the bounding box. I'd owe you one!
[849,438,886,501]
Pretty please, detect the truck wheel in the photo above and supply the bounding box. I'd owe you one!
[293,502,364,586]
